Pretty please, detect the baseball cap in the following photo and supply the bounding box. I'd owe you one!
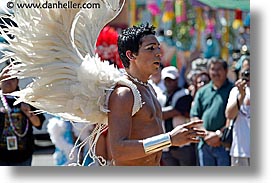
[161,66,179,80]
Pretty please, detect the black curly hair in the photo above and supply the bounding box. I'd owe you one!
[117,22,156,68]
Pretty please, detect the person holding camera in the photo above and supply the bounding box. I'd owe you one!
[225,57,250,166]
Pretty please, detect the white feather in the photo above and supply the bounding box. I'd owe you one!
[0,0,131,125]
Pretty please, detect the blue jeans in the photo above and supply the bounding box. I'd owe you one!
[0,156,32,166]
[198,143,230,166]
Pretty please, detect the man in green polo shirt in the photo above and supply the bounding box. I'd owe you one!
[190,58,234,166]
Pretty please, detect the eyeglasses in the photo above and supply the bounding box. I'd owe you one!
[197,80,210,84]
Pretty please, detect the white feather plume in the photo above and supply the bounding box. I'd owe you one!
[0,0,135,125]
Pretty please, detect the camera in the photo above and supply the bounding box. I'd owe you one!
[241,70,250,81]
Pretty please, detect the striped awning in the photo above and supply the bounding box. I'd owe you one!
[196,0,250,11]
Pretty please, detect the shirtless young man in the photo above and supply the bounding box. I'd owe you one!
[107,23,206,166]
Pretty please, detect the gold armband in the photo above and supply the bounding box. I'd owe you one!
[142,133,172,154]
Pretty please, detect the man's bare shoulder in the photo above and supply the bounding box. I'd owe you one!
[109,85,134,105]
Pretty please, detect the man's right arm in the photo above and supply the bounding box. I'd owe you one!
[108,86,149,161]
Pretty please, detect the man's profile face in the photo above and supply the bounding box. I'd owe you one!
[134,35,162,75]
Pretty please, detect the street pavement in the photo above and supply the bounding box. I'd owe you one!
[32,140,55,166]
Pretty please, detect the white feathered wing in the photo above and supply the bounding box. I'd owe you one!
[0,0,142,126]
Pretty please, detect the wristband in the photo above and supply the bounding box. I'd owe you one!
[142,133,172,154]
[215,130,223,138]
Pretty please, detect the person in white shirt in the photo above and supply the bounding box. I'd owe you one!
[225,57,250,166]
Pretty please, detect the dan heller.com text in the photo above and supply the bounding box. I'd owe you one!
[14,1,101,9]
